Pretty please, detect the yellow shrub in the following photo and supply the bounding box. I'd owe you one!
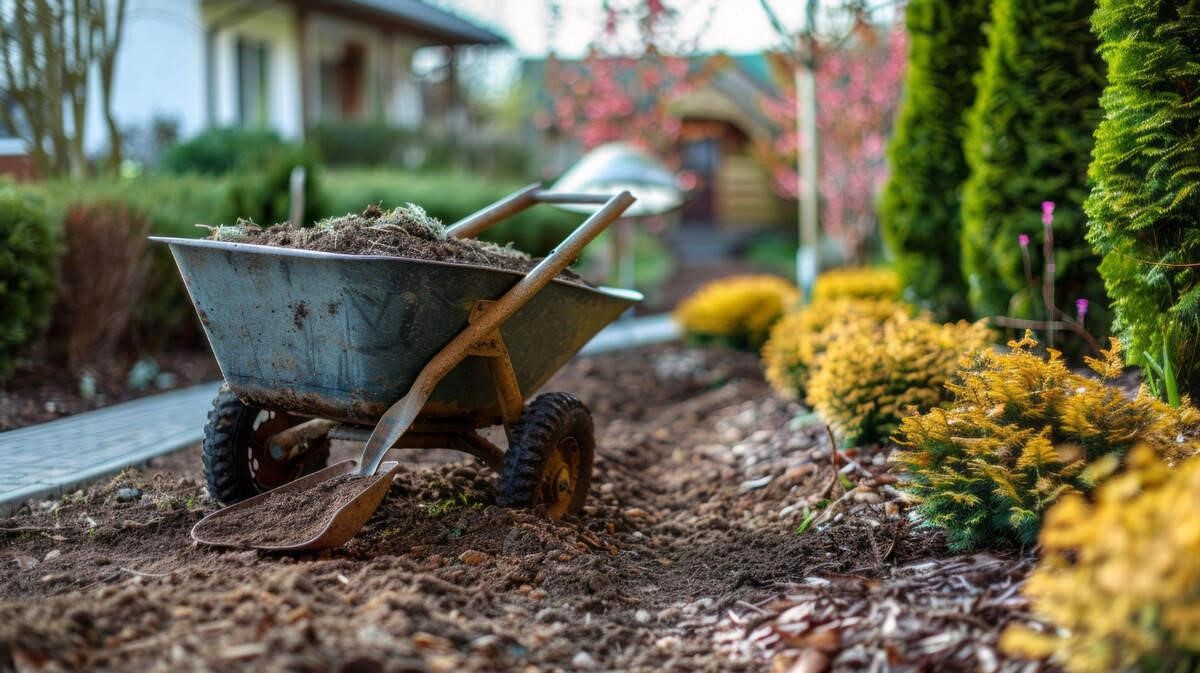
[1001,446,1200,672]
[812,267,901,303]
[807,313,993,446]
[892,333,1200,550]
[674,275,799,350]
[762,298,909,398]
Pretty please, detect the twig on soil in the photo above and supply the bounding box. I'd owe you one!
[826,425,839,473]
[865,525,882,570]
[0,526,61,535]
[735,600,772,616]
[119,566,172,578]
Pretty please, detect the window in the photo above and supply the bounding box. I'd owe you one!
[236,37,270,127]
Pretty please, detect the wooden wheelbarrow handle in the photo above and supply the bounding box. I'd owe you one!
[355,187,636,476]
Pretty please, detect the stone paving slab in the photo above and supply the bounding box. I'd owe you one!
[0,314,681,516]
[0,382,221,515]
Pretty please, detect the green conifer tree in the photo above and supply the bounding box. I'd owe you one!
[881,0,991,320]
[1086,0,1200,398]
[960,0,1108,338]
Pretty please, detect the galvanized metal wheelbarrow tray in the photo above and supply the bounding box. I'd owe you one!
[155,186,639,551]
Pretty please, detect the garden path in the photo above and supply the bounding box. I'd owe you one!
[0,314,680,514]
[0,382,219,515]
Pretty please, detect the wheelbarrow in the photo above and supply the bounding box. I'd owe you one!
[152,185,639,550]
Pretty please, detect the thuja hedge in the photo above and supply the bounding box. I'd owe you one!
[960,0,1108,330]
[880,0,990,320]
[1086,0,1200,399]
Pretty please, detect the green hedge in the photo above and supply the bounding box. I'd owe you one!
[159,127,287,176]
[24,175,231,351]
[161,127,325,227]
[309,121,532,177]
[321,170,584,257]
[0,188,59,377]
[881,0,990,321]
[10,168,597,364]
[960,0,1108,336]
[227,144,324,226]
[1086,0,1200,398]
[309,122,410,167]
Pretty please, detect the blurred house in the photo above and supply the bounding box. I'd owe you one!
[0,0,506,171]
[521,53,792,234]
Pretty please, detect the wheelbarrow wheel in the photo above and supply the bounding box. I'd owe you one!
[497,392,594,518]
[202,385,330,505]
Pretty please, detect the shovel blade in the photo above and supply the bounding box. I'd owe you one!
[191,459,400,551]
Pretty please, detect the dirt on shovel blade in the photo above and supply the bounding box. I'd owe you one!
[207,203,587,283]
[193,473,384,547]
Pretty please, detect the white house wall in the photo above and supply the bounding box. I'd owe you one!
[84,0,206,154]
[206,4,303,139]
[72,0,448,155]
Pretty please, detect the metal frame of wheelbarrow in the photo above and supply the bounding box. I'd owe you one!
[191,186,636,551]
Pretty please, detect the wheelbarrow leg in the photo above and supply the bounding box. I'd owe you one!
[467,300,524,429]
[355,191,636,477]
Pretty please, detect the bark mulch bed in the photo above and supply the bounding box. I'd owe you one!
[0,350,219,431]
[0,345,1056,672]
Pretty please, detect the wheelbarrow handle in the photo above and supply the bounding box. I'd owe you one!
[445,184,617,240]
[357,190,637,476]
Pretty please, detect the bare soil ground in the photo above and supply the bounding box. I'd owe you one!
[0,350,219,431]
[0,346,1053,672]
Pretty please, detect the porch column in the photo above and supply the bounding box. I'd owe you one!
[295,4,311,131]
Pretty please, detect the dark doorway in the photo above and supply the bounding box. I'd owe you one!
[681,136,719,225]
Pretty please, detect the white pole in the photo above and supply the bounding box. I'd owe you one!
[796,60,819,300]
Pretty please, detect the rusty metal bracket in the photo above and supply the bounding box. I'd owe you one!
[468,300,525,427]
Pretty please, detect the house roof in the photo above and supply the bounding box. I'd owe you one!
[301,0,508,45]
[520,52,785,138]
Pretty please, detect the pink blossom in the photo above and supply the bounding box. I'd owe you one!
[1076,298,1089,320]
[1019,233,1030,248]
[1042,201,1055,226]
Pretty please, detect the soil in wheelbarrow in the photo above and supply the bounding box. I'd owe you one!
[192,474,384,547]
[0,345,1048,673]
[211,203,587,282]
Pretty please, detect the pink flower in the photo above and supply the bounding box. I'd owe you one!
[1019,233,1030,248]
[1076,298,1089,321]
[1042,201,1055,226]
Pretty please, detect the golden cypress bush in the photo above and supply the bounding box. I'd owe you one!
[893,333,1200,551]
[762,298,910,399]
[1001,446,1200,672]
[674,275,799,350]
[807,313,992,446]
[811,267,901,303]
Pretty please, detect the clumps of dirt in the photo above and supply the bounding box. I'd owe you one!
[192,473,384,547]
[210,204,585,282]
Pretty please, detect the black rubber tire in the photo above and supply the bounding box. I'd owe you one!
[497,392,595,517]
[201,384,330,505]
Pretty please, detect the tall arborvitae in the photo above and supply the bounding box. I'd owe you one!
[960,0,1107,338]
[880,0,991,320]
[1086,0,1200,398]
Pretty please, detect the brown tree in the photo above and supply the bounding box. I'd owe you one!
[0,0,128,177]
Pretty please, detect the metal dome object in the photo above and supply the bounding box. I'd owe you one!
[550,143,684,218]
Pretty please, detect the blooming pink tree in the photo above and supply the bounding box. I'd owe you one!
[537,1,708,161]
[755,21,908,265]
